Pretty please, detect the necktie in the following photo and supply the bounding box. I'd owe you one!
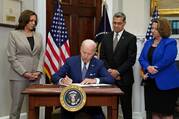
[113,33,119,51]
[82,64,87,80]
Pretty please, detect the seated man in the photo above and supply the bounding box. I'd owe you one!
[52,39,114,119]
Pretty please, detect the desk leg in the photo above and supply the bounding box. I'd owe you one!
[28,96,39,119]
[107,97,118,119]
[107,107,112,119]
[107,106,118,119]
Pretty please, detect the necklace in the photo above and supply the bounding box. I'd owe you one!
[152,40,160,47]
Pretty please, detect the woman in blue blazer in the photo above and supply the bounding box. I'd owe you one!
[139,18,179,119]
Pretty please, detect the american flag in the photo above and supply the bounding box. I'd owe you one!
[44,2,70,79]
[145,7,159,40]
[95,4,111,57]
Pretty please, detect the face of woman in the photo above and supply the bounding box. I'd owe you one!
[151,22,160,38]
[25,15,37,31]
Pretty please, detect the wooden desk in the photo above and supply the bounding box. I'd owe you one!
[22,84,123,119]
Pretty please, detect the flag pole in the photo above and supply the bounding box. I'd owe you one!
[103,0,108,33]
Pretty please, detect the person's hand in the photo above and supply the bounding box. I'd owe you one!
[108,68,120,79]
[60,75,72,86]
[143,75,148,80]
[115,75,121,80]
[23,72,36,80]
[32,72,41,80]
[147,66,158,74]
[80,78,96,85]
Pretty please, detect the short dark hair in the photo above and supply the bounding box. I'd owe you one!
[113,12,126,22]
[153,18,171,38]
[16,10,38,31]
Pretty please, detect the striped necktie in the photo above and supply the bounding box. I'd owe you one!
[113,32,119,51]
[82,64,87,80]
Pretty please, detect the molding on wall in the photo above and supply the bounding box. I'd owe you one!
[0,23,16,28]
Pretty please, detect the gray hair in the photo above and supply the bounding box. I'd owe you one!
[113,12,126,22]
[81,39,97,51]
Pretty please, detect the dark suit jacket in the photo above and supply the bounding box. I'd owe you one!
[100,30,137,86]
[52,56,114,84]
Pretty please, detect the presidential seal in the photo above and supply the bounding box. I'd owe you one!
[60,85,86,112]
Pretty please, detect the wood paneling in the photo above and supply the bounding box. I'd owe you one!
[46,0,102,55]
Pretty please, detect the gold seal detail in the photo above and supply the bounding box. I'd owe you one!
[60,85,86,112]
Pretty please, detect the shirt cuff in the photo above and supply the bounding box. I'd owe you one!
[117,71,120,76]
[58,78,63,85]
[95,78,100,84]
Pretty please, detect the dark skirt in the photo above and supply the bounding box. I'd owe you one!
[144,78,178,115]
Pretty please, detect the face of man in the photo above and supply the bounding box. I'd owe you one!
[80,45,95,64]
[112,17,126,33]
[25,15,37,31]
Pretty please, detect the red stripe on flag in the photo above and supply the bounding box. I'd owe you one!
[47,37,60,61]
[64,41,71,56]
[59,48,66,63]
[45,50,58,72]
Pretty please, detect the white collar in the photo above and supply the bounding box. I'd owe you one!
[114,30,124,40]
[81,59,90,69]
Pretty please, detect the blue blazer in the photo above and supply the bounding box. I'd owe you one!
[139,38,179,90]
[52,56,114,84]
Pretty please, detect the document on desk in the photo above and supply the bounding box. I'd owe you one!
[71,83,112,87]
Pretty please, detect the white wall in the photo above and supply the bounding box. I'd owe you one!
[0,27,12,116]
[0,27,28,119]
[0,0,3,22]
[0,0,36,118]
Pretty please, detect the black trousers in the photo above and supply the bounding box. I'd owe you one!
[146,111,152,119]
[60,107,105,119]
[120,85,133,119]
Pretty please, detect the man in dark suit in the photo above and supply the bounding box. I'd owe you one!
[100,12,137,119]
[52,39,114,119]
